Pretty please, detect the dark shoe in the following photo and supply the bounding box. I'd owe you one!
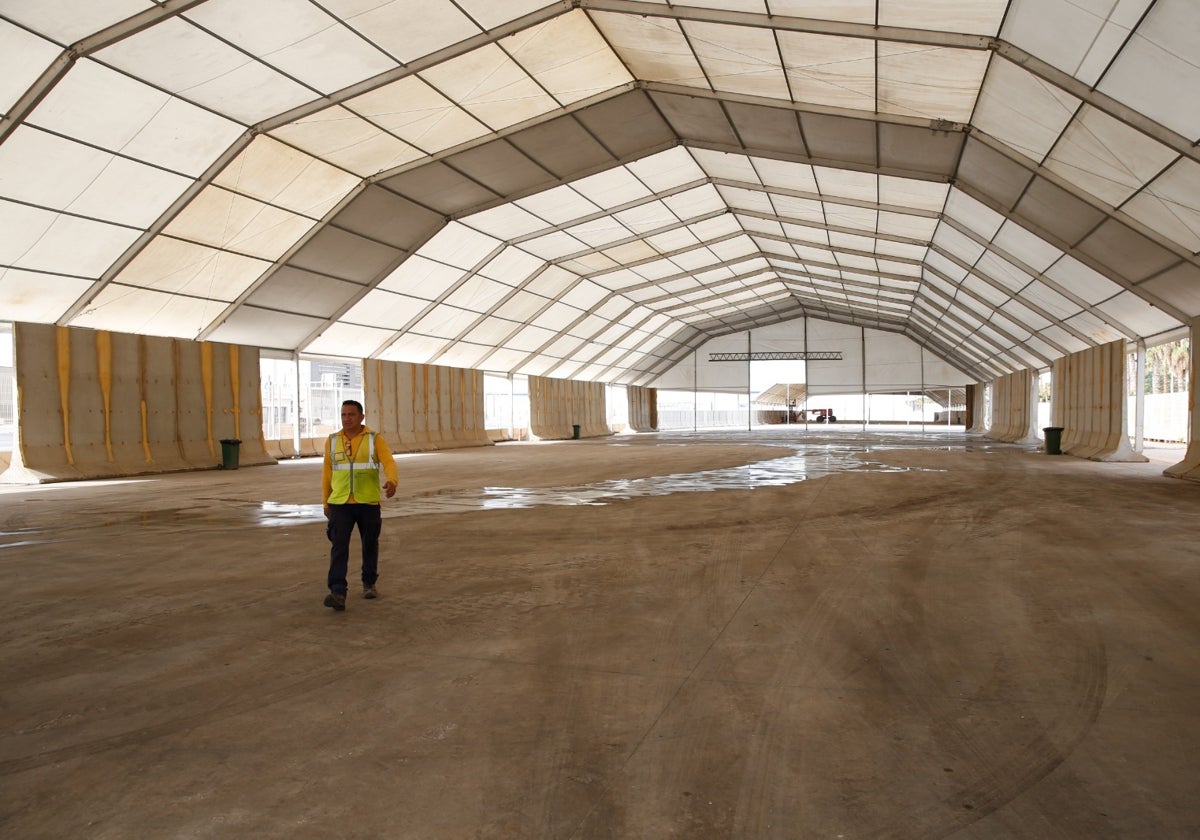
[363,585,378,599]
[324,592,346,611]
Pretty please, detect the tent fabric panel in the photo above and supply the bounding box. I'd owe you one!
[409,304,481,340]
[999,299,1052,332]
[572,90,678,160]
[375,255,463,299]
[474,346,533,371]
[446,139,559,200]
[455,0,561,32]
[974,251,1034,293]
[880,0,1008,34]
[589,13,701,88]
[377,331,452,364]
[650,91,742,148]
[434,342,493,370]
[286,226,403,282]
[327,0,479,63]
[797,112,878,167]
[304,321,395,358]
[723,102,808,159]
[684,20,790,100]
[506,11,635,106]
[96,17,318,124]
[1097,0,1200,142]
[876,42,990,122]
[162,188,316,260]
[333,187,442,252]
[0,0,1197,385]
[1021,280,1084,321]
[341,289,433,330]
[506,323,558,353]
[0,0,151,47]
[1074,219,1181,285]
[1044,106,1178,207]
[514,184,604,227]
[185,0,397,95]
[247,267,365,318]
[346,75,490,154]
[525,266,589,298]
[110,237,271,300]
[0,269,94,323]
[955,146,1036,219]
[0,126,192,228]
[992,221,1065,273]
[29,59,246,178]
[0,200,141,277]
[778,31,875,112]
[206,306,326,350]
[1000,0,1142,85]
[268,106,423,177]
[943,189,1005,238]
[560,281,611,311]
[1095,291,1181,338]
[1043,256,1123,306]
[417,43,559,131]
[864,331,924,389]
[464,204,549,242]
[443,275,514,314]
[1064,311,1126,346]
[1123,159,1200,254]
[768,0,874,24]
[507,118,621,182]
[478,248,545,284]
[971,56,1080,163]
[700,148,779,184]
[520,231,591,262]
[378,161,500,216]
[572,164,658,210]
[213,136,359,219]
[1012,176,1109,247]
[414,223,500,271]
[879,176,950,213]
[1138,262,1200,319]
[70,284,231,338]
[0,22,59,116]
[460,317,525,345]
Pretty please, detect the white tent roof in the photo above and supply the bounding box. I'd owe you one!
[1,0,1197,385]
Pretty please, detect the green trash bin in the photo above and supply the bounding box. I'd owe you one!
[571,424,581,440]
[219,438,241,469]
[1042,427,1064,455]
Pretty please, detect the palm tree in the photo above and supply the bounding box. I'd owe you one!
[1145,340,1190,393]
[1168,339,1190,393]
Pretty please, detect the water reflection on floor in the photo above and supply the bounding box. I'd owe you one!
[257,437,960,526]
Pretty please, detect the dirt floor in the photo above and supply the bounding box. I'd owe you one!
[1,429,1198,839]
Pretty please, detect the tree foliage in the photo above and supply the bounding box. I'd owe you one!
[1145,339,1190,394]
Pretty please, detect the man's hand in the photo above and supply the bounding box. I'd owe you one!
[384,481,397,499]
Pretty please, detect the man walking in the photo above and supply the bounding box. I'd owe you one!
[322,399,398,611]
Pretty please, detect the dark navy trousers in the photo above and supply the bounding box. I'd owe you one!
[326,503,382,594]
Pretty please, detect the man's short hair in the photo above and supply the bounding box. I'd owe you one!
[342,399,364,414]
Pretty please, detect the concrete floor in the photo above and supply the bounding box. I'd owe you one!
[1,429,1198,839]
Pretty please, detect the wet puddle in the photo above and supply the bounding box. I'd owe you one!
[256,442,946,525]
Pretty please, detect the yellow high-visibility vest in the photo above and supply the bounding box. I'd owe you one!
[326,431,381,504]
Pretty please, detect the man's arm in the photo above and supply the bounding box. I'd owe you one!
[321,435,334,513]
[375,434,398,498]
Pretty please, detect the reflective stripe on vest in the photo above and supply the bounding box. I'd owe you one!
[327,432,381,504]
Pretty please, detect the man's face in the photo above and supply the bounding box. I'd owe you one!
[341,404,364,432]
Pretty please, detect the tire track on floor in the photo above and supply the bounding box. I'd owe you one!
[873,461,1109,839]
[0,647,375,777]
[727,470,1001,837]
